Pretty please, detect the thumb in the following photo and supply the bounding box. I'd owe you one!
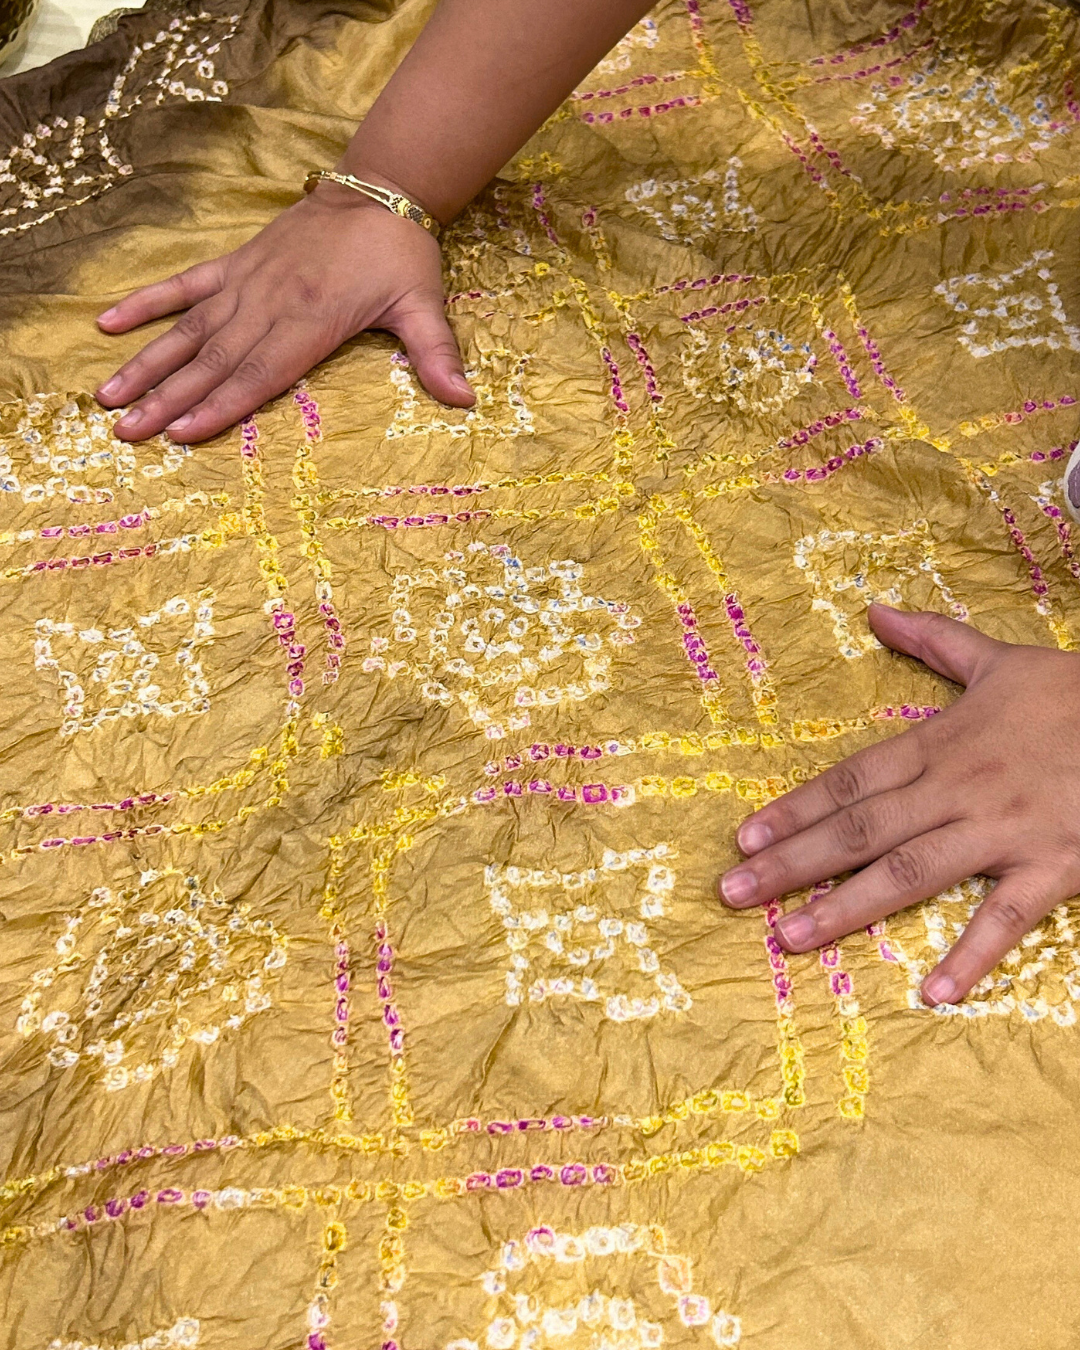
[867,604,1003,687]
[389,294,475,408]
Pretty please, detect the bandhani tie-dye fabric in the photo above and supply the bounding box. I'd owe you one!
[1,0,1080,1344]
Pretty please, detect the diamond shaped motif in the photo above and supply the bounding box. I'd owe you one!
[934,250,1080,360]
[487,844,692,1022]
[0,392,191,506]
[445,1223,741,1350]
[681,323,816,415]
[14,868,289,1091]
[0,13,238,238]
[624,158,757,244]
[363,541,641,739]
[794,522,967,659]
[850,51,1064,171]
[34,590,216,736]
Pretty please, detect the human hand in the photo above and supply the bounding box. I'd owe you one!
[94,181,474,442]
[720,605,1080,1006]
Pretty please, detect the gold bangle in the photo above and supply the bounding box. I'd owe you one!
[303,170,441,239]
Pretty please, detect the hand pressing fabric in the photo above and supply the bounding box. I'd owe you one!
[94,183,474,443]
[92,0,660,441]
[721,604,1080,1007]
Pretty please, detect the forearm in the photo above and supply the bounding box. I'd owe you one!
[335,0,656,223]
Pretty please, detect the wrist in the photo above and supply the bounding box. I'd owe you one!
[304,169,443,242]
[330,159,446,228]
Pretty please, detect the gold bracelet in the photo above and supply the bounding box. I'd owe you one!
[303,170,441,239]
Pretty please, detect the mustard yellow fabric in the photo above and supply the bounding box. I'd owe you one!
[1,1,1080,1345]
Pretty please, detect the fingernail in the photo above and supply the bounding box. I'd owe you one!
[166,414,193,436]
[921,972,957,1006]
[97,376,122,399]
[738,817,772,854]
[98,306,119,324]
[451,374,474,396]
[776,911,815,948]
[114,408,144,432]
[720,869,757,905]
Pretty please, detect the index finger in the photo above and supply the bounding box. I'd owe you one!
[737,724,928,855]
[97,260,223,334]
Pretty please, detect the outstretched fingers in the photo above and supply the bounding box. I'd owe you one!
[768,823,983,954]
[157,321,332,443]
[732,607,1004,865]
[733,727,927,861]
[720,783,944,910]
[110,311,273,439]
[97,293,240,413]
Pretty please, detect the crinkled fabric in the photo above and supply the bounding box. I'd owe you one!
[1,1,1080,1346]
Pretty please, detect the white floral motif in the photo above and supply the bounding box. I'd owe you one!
[16,869,288,1091]
[47,1320,201,1350]
[934,251,1080,360]
[682,325,815,414]
[487,845,692,1022]
[363,542,640,739]
[850,51,1063,171]
[794,523,967,659]
[35,590,215,736]
[625,158,757,243]
[1,13,240,238]
[880,879,1080,1024]
[446,1224,740,1350]
[0,392,191,505]
[596,18,659,73]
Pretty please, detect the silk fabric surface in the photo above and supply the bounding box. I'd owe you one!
[1,1,1080,1345]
